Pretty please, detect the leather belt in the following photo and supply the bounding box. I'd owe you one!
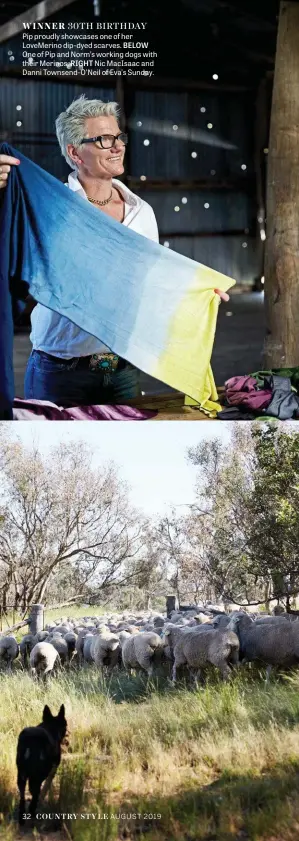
[36,350,127,372]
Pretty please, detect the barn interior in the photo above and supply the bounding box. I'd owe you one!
[0,0,287,404]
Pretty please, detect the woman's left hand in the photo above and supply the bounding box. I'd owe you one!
[214,288,230,302]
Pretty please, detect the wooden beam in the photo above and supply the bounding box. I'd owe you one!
[264,1,299,367]
[0,0,75,44]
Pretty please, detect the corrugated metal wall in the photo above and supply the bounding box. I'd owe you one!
[135,190,251,232]
[134,189,258,283]
[154,235,258,285]
[128,90,257,282]
[129,91,254,179]
[0,76,257,281]
[0,34,23,69]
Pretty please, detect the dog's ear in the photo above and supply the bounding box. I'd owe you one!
[58,704,66,720]
[43,704,52,722]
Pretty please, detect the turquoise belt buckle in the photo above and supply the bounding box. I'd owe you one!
[89,353,119,372]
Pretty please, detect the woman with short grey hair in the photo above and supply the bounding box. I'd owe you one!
[0,94,228,407]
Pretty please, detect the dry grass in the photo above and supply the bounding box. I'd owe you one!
[1,667,299,839]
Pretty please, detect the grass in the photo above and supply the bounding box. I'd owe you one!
[1,667,299,840]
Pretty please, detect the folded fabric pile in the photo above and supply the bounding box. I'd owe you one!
[12,398,156,421]
[218,369,299,421]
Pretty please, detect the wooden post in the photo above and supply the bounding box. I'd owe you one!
[254,76,269,289]
[263,2,299,367]
[166,595,177,617]
[28,604,44,636]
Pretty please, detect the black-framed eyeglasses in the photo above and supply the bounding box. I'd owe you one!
[80,132,128,149]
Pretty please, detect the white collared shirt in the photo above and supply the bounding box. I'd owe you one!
[30,173,159,357]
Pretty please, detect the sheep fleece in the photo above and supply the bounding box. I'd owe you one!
[122,632,163,671]
[171,628,239,671]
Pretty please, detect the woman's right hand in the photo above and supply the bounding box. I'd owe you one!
[0,154,20,188]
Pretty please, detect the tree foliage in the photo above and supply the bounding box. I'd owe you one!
[184,423,299,608]
[0,436,149,614]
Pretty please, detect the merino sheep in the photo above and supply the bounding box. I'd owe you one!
[120,631,164,677]
[34,631,50,643]
[121,625,140,635]
[212,614,231,629]
[48,635,69,664]
[153,616,165,629]
[20,634,35,668]
[90,632,120,670]
[163,626,239,684]
[212,611,246,630]
[0,635,19,669]
[64,632,77,661]
[272,605,286,616]
[30,642,60,680]
[75,630,90,664]
[83,634,95,664]
[228,613,299,679]
[194,613,213,625]
[53,623,72,635]
[254,615,297,625]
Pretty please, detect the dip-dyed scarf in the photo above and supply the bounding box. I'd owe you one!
[0,143,235,419]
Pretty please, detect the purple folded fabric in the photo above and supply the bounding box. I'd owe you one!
[225,376,258,392]
[224,375,272,411]
[12,397,156,421]
[226,390,272,410]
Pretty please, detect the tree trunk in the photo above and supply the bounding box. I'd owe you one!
[37,575,52,604]
[2,587,7,614]
[263,1,299,367]
[264,580,271,612]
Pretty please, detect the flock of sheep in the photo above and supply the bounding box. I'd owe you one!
[1,603,299,685]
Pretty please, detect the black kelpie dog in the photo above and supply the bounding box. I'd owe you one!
[16,704,67,826]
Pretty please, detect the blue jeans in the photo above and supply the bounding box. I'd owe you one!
[24,350,141,407]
